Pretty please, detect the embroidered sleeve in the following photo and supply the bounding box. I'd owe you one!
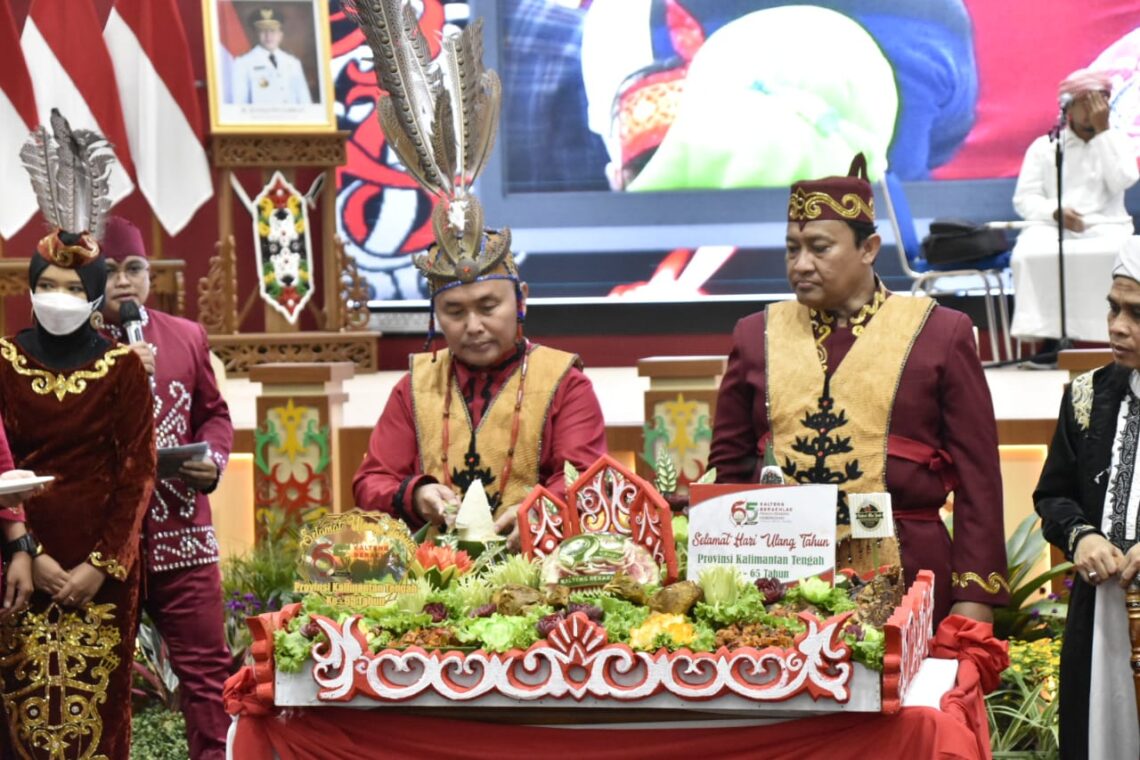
[1071,370,1094,432]
[950,571,1011,595]
[88,551,129,581]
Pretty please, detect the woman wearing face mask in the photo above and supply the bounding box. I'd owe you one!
[0,116,156,759]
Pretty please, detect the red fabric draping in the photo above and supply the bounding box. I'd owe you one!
[225,699,982,760]
[930,614,1011,760]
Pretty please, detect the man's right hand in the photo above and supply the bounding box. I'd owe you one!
[1053,207,1085,233]
[129,341,155,376]
[1074,532,1123,585]
[413,483,461,528]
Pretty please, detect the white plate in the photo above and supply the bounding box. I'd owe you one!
[0,475,54,495]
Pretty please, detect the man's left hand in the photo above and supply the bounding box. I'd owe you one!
[493,506,521,552]
[949,601,994,623]
[178,459,219,490]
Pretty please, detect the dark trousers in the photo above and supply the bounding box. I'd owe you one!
[145,562,232,760]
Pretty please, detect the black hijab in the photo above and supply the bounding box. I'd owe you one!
[17,248,111,371]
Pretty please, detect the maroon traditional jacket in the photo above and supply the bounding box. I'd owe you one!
[709,299,1010,623]
[107,307,233,573]
[353,341,608,528]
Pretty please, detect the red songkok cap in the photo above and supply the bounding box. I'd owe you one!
[100,216,148,262]
[1058,68,1114,101]
[787,153,875,228]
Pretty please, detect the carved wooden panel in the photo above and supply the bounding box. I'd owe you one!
[209,332,379,376]
[210,133,348,168]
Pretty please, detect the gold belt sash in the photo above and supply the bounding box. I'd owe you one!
[411,345,577,518]
[765,295,934,573]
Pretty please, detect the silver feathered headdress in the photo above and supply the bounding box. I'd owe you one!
[342,2,510,295]
[20,109,116,267]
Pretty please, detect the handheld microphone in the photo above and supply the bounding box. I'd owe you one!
[119,301,155,392]
[119,301,145,345]
[1051,92,1074,140]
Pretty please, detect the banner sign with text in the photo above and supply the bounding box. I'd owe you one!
[687,483,837,582]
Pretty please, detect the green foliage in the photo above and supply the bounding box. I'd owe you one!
[221,510,304,666]
[482,553,541,589]
[564,460,580,492]
[596,595,650,644]
[672,515,689,578]
[654,450,678,496]
[847,626,885,671]
[273,626,315,674]
[131,705,188,759]
[132,616,180,712]
[784,578,857,614]
[987,638,1061,756]
[993,514,1071,642]
[455,608,551,652]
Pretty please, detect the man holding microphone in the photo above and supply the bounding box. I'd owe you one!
[100,216,234,760]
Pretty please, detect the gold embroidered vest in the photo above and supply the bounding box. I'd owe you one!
[765,295,934,571]
[411,345,578,518]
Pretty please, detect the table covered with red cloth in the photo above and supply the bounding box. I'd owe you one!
[224,616,1006,760]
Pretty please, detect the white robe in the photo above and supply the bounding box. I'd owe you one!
[1010,127,1138,340]
[230,45,312,107]
[1089,369,1140,760]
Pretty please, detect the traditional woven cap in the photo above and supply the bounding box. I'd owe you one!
[251,7,283,30]
[788,153,875,228]
[100,216,147,263]
[1114,236,1140,282]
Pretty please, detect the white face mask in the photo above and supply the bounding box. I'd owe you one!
[31,292,102,336]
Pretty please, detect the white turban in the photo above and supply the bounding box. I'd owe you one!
[1113,236,1140,281]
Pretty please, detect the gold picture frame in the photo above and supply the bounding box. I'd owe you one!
[202,0,336,133]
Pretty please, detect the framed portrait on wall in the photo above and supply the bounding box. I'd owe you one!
[202,0,335,132]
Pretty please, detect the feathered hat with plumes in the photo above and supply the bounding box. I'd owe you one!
[342,1,510,302]
[20,109,116,269]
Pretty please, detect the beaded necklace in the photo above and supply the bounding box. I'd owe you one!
[440,350,530,499]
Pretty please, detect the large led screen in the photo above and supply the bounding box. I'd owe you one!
[332,0,1140,302]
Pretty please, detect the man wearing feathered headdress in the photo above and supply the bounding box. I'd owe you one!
[1010,67,1140,345]
[709,155,1009,627]
[346,4,606,548]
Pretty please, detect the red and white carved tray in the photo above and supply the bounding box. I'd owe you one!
[250,570,934,715]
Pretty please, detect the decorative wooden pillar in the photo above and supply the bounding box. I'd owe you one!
[636,356,727,496]
[250,362,354,539]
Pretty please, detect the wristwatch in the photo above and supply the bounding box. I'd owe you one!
[2,533,43,563]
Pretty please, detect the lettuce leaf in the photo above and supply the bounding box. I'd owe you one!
[597,595,650,644]
[848,626,885,670]
[693,582,767,628]
[455,609,548,652]
[274,628,314,674]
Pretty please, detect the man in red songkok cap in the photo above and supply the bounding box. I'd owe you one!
[99,217,234,760]
[709,154,1009,627]
[1010,67,1140,345]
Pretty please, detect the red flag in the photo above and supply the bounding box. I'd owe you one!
[105,0,213,234]
[0,2,38,238]
[22,0,136,204]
